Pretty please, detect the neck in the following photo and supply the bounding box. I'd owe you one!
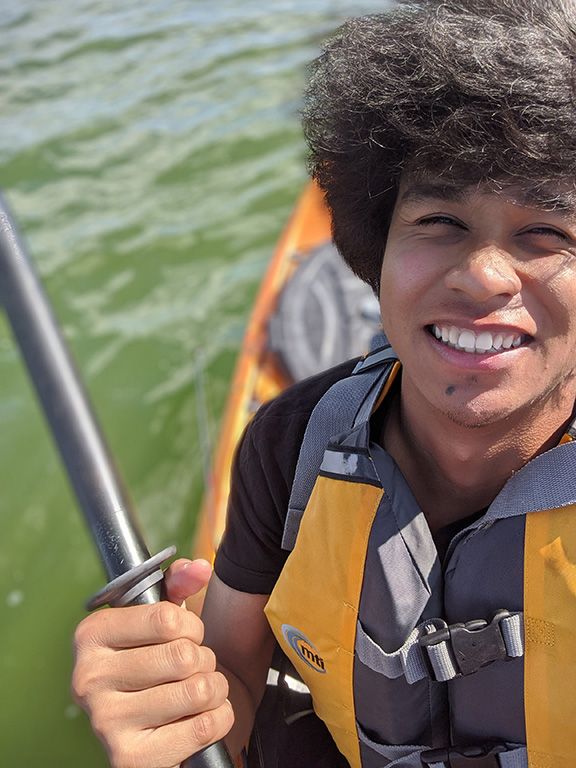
[382,383,573,532]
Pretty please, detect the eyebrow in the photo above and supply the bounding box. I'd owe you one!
[399,182,469,205]
[400,181,576,215]
[513,187,576,214]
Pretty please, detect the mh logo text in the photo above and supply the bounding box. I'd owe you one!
[282,624,326,673]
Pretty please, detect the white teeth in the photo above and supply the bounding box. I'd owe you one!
[502,334,514,349]
[475,331,493,353]
[458,330,476,349]
[431,324,524,354]
[492,333,504,349]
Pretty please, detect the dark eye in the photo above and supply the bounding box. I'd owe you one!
[524,226,567,241]
[418,215,465,229]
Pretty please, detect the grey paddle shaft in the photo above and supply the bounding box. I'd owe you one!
[0,197,234,768]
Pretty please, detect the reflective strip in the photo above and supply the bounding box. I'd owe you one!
[356,613,524,684]
[266,668,311,694]
[320,449,379,482]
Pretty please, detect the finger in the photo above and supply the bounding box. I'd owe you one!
[99,641,217,692]
[164,559,212,606]
[123,669,230,728]
[75,601,205,652]
[130,699,234,768]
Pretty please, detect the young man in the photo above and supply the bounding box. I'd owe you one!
[72,1,576,766]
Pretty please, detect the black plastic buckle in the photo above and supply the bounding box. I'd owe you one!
[421,743,508,767]
[419,609,512,678]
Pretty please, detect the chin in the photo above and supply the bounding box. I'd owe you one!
[437,393,514,430]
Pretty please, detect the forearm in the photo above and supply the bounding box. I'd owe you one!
[201,575,276,759]
[220,664,262,758]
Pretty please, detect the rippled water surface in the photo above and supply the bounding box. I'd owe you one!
[0,1,391,763]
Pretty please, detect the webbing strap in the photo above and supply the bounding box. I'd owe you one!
[424,747,527,768]
[357,725,426,765]
[356,612,524,684]
[357,724,528,768]
[282,337,398,550]
[356,620,431,684]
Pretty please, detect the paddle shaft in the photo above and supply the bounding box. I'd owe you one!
[0,198,233,768]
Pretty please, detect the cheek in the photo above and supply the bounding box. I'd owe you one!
[379,249,438,314]
[524,273,575,340]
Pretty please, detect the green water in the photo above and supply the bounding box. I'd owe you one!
[0,1,391,764]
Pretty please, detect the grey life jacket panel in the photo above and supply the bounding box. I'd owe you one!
[444,516,525,746]
[354,444,448,752]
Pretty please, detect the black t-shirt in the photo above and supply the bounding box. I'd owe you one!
[214,358,359,594]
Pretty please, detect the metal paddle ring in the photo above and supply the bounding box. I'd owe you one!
[87,545,177,610]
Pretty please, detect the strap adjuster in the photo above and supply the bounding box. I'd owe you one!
[419,609,513,679]
[421,743,508,767]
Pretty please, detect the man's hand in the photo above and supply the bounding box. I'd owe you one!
[72,559,234,768]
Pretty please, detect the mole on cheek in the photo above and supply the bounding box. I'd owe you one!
[446,386,456,396]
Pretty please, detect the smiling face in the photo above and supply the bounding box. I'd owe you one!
[379,180,576,433]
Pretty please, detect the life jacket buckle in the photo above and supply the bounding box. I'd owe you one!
[419,609,513,679]
[420,742,508,767]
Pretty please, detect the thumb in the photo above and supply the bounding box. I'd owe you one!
[163,558,212,606]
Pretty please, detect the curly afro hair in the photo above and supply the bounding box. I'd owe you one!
[303,0,576,293]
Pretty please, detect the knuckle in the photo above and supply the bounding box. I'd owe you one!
[93,716,147,768]
[90,706,115,745]
[149,601,182,639]
[73,613,99,650]
[182,670,228,712]
[214,670,230,700]
[190,710,218,747]
[70,666,89,703]
[71,660,105,703]
[187,673,213,708]
[221,698,235,733]
[188,700,234,748]
[201,645,217,672]
[104,729,147,768]
[107,738,135,768]
[169,637,199,674]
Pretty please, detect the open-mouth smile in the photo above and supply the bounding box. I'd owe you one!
[428,324,530,354]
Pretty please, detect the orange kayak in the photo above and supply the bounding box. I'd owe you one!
[192,181,380,565]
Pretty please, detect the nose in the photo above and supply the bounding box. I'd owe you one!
[444,244,522,301]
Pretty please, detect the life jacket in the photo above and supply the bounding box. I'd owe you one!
[263,337,576,768]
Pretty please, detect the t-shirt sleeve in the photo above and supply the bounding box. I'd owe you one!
[213,400,300,594]
[213,358,359,595]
